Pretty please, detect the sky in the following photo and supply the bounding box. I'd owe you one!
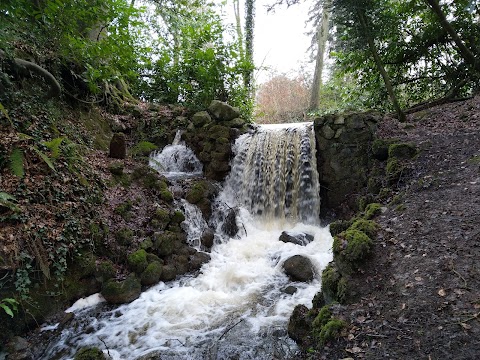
[222,0,315,84]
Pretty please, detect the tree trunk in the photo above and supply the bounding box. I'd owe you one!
[244,0,255,95]
[424,0,479,71]
[357,10,406,122]
[309,0,331,111]
[233,0,245,61]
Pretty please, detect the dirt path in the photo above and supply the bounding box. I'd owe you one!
[313,96,480,359]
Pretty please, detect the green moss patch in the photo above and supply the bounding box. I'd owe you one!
[127,249,148,274]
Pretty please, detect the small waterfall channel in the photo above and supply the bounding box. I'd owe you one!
[40,123,333,359]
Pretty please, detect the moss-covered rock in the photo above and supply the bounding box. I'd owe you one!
[108,161,124,176]
[388,142,417,159]
[314,318,346,345]
[287,304,312,345]
[170,210,185,224]
[371,138,391,161]
[140,261,163,286]
[334,229,373,265]
[350,218,379,238]
[127,249,148,274]
[152,231,178,257]
[102,274,141,304]
[328,219,353,237]
[151,208,170,230]
[321,263,341,304]
[192,111,212,127]
[74,347,106,360]
[364,202,382,219]
[95,259,116,283]
[386,157,404,182]
[114,200,133,221]
[312,305,332,330]
[130,141,158,157]
[115,228,134,246]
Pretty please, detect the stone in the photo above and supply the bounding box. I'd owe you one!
[102,275,141,304]
[152,231,178,257]
[221,209,238,237]
[192,111,212,128]
[283,286,298,295]
[140,261,163,286]
[109,132,126,159]
[189,251,211,271]
[225,117,246,128]
[127,249,148,274]
[160,264,177,281]
[208,100,240,121]
[322,125,335,139]
[287,304,311,344]
[201,228,215,248]
[279,231,314,246]
[282,255,315,282]
[74,347,106,360]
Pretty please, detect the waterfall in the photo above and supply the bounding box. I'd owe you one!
[39,123,332,360]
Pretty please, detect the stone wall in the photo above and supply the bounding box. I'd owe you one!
[314,112,381,217]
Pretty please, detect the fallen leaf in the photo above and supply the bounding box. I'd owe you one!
[401,303,406,310]
[346,346,364,354]
[348,333,355,340]
[438,288,446,297]
[357,316,366,323]
[460,323,472,330]
[415,276,423,282]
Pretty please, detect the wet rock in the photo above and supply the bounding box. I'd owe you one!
[283,255,315,282]
[101,274,141,304]
[192,111,212,128]
[152,231,178,257]
[127,249,148,274]
[160,264,177,281]
[288,304,312,345]
[221,209,238,237]
[283,286,298,295]
[74,347,106,360]
[279,231,314,246]
[140,261,163,286]
[189,251,211,271]
[201,228,215,248]
[109,132,126,159]
[208,100,240,121]
[225,117,246,128]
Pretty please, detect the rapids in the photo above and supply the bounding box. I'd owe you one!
[40,123,333,359]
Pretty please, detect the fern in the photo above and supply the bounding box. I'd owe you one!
[0,298,18,318]
[9,148,24,178]
[42,137,64,159]
[0,102,14,128]
[33,146,55,172]
[0,192,21,212]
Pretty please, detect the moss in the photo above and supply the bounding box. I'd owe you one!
[371,138,390,161]
[395,204,406,211]
[328,220,353,237]
[130,141,158,157]
[186,181,208,204]
[388,143,417,159]
[337,229,373,264]
[114,200,133,221]
[350,219,378,238]
[152,231,178,257]
[127,249,148,274]
[386,157,404,182]
[140,261,163,286]
[170,210,185,224]
[321,263,341,304]
[74,347,106,360]
[115,228,134,246]
[95,259,116,283]
[312,305,332,330]
[108,162,124,176]
[468,155,480,164]
[140,237,153,250]
[337,277,348,303]
[317,318,346,345]
[364,203,382,219]
[151,208,170,230]
[160,189,174,203]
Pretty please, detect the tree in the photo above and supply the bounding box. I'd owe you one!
[244,0,256,95]
[255,73,309,123]
[309,0,332,111]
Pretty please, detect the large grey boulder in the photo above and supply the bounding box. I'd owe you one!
[208,100,240,121]
[282,255,315,282]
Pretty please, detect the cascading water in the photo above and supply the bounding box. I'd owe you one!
[39,123,333,360]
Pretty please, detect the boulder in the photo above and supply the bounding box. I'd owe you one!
[221,209,238,237]
[109,132,126,159]
[287,304,312,345]
[102,275,141,304]
[140,261,163,286]
[208,100,240,121]
[282,255,315,282]
[279,231,314,246]
[189,251,211,271]
[192,111,212,128]
[201,228,215,248]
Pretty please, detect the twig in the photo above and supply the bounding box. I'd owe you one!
[99,337,111,357]
[166,338,186,346]
[242,223,248,236]
[218,319,244,342]
[366,333,388,338]
[451,268,468,288]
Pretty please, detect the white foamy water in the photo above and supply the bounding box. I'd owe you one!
[41,123,333,359]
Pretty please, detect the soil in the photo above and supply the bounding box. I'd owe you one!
[306,95,480,359]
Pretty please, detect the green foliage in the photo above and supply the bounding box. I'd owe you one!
[312,305,332,330]
[334,229,373,265]
[363,203,382,220]
[127,249,148,274]
[0,298,18,318]
[316,318,346,345]
[9,147,24,178]
[0,192,21,212]
[130,141,158,158]
[42,137,65,159]
[350,219,378,238]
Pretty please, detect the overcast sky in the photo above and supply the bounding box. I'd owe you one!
[222,0,314,84]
